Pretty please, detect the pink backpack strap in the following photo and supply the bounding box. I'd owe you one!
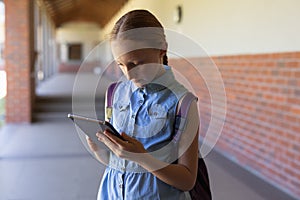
[105,82,119,121]
[173,92,198,143]
[173,93,212,200]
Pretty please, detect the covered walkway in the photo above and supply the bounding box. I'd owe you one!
[2,0,299,199]
[0,72,296,200]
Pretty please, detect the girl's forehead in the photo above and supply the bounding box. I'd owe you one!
[113,48,158,63]
[110,27,167,56]
[111,39,151,57]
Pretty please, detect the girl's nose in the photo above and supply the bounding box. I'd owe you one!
[126,67,138,79]
[125,62,137,71]
[123,63,138,77]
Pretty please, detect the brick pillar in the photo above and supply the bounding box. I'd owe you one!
[4,0,35,123]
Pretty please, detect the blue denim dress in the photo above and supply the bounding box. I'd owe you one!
[98,66,190,200]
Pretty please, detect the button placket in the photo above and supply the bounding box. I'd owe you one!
[128,90,145,133]
[121,159,126,172]
[117,172,124,198]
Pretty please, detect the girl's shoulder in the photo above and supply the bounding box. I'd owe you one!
[109,81,135,103]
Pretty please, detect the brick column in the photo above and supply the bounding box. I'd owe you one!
[4,0,35,123]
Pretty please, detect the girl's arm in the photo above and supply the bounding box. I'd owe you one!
[138,99,199,191]
[98,100,199,191]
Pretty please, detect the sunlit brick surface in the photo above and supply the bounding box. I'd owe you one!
[170,52,300,199]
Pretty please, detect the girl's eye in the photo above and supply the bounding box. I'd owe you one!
[131,61,144,67]
[117,61,144,69]
[128,62,137,68]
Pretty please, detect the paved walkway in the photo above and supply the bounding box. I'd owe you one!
[0,73,293,200]
[0,120,267,200]
[0,121,103,200]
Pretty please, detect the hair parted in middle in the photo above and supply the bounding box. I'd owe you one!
[110,9,168,65]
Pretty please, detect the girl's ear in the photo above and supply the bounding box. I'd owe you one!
[159,50,167,65]
[160,50,167,59]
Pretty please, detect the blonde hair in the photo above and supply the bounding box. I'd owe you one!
[111,9,168,65]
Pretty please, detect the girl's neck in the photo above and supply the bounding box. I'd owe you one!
[156,65,167,79]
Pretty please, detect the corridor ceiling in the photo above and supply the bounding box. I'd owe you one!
[42,0,128,28]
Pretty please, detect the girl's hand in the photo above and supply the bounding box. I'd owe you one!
[86,135,98,152]
[86,134,110,165]
[96,130,147,161]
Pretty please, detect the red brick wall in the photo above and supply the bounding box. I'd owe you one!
[170,51,300,199]
[4,0,35,123]
[58,61,99,73]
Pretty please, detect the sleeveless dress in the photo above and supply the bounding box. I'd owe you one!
[98,66,191,200]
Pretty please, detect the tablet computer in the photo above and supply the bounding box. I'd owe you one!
[68,114,124,147]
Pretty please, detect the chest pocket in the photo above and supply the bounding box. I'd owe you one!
[113,101,130,131]
[134,104,167,138]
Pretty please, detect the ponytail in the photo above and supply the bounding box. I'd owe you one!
[163,54,168,65]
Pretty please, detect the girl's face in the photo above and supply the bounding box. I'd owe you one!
[112,41,166,88]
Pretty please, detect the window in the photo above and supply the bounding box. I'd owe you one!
[68,43,82,60]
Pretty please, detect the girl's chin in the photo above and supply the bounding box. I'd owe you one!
[134,83,146,88]
[132,79,148,88]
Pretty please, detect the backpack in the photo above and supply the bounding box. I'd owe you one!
[105,82,212,200]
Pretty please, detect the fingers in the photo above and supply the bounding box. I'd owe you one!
[98,131,130,150]
[97,131,120,154]
[86,136,98,152]
[86,135,92,143]
[120,132,132,141]
[101,130,128,145]
[96,130,148,161]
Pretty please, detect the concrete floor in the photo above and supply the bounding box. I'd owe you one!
[0,121,103,200]
[0,120,267,200]
[0,73,294,200]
